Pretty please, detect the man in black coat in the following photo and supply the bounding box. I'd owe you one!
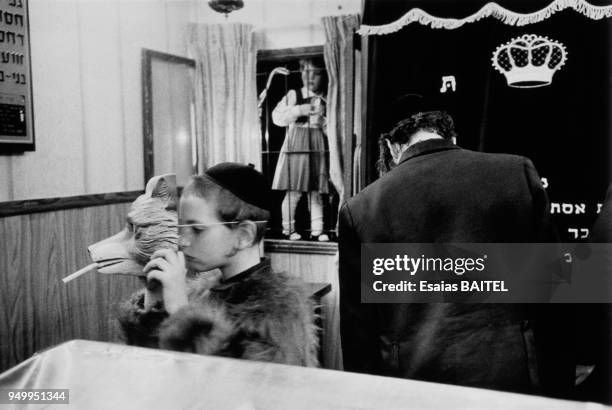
[338,101,573,397]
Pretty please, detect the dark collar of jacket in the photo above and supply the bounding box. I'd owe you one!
[397,138,460,166]
[209,258,270,299]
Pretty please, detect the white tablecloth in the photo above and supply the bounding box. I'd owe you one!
[0,340,606,410]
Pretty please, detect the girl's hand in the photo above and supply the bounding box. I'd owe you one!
[309,105,324,116]
[293,103,311,117]
[143,249,188,314]
[309,97,324,116]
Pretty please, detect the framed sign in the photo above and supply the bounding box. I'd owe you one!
[0,0,34,152]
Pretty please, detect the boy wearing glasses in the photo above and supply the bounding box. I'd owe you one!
[118,162,318,367]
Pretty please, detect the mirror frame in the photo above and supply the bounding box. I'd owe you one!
[141,48,197,186]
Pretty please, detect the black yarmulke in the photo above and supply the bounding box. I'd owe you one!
[205,162,271,212]
[385,92,457,132]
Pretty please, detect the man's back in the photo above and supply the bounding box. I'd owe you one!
[347,139,550,243]
[339,139,571,396]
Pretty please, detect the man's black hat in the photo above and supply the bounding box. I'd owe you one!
[205,162,271,212]
[390,94,434,124]
[386,92,457,132]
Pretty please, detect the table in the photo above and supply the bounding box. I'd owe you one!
[0,340,605,410]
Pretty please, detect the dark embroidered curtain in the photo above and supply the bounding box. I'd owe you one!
[363,0,612,242]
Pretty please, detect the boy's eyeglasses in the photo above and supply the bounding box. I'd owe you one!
[176,221,267,228]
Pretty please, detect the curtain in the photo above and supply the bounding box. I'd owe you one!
[360,1,612,242]
[188,23,260,170]
[362,0,612,29]
[322,14,361,202]
[360,2,612,402]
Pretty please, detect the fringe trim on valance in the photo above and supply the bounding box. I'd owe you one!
[358,0,612,35]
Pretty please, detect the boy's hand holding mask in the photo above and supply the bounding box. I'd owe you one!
[143,249,189,314]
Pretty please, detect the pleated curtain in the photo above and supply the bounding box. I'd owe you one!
[322,14,361,202]
[188,23,260,170]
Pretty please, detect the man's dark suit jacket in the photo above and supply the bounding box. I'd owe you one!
[339,138,573,396]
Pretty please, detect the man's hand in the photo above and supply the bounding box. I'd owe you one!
[143,249,189,314]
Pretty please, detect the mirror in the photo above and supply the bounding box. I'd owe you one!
[142,49,198,187]
[257,46,339,241]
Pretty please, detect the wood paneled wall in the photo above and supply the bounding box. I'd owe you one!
[0,203,141,372]
[267,246,342,370]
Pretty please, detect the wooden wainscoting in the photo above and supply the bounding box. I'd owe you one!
[0,200,141,372]
[0,194,343,373]
[266,240,342,370]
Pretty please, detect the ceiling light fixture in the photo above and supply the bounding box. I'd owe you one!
[208,0,244,17]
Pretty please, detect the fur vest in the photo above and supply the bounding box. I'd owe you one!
[117,259,319,367]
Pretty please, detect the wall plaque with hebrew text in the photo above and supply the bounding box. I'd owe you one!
[0,0,34,152]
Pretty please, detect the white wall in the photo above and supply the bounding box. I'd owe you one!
[0,0,193,201]
[0,0,362,202]
[192,0,361,49]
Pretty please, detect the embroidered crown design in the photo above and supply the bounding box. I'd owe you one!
[492,34,567,88]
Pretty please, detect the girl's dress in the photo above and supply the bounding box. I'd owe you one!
[272,87,329,194]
